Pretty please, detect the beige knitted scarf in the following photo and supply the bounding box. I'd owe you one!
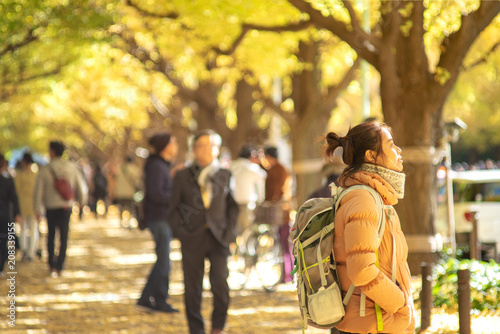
[359,163,406,199]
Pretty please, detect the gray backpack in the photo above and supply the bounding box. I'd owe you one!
[291,184,389,331]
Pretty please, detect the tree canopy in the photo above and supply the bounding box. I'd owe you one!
[1,1,500,185]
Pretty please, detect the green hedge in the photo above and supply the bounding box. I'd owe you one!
[432,258,500,313]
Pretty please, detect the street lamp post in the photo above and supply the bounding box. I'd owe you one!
[442,118,467,256]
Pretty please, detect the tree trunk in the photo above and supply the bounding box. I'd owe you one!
[291,114,329,206]
[381,60,443,275]
[289,40,358,206]
[290,41,325,206]
[230,79,268,156]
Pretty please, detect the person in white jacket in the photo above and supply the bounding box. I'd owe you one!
[229,145,266,235]
[34,141,87,278]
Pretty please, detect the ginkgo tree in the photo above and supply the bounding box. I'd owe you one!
[0,0,118,156]
[2,0,500,273]
[112,0,365,204]
[444,29,500,163]
[128,0,500,270]
[275,0,500,271]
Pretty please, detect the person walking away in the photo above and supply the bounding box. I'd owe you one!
[89,162,108,219]
[229,145,266,236]
[262,146,293,283]
[0,154,20,277]
[34,141,87,278]
[14,153,39,262]
[324,121,415,333]
[169,130,239,334]
[137,132,180,313]
[113,156,141,229]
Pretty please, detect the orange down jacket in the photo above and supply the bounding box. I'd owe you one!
[334,170,415,333]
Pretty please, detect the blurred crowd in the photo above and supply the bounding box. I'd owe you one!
[453,158,500,171]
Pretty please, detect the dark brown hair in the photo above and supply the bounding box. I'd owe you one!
[324,121,391,179]
[49,141,65,157]
[0,154,6,169]
[149,132,171,153]
[192,129,222,148]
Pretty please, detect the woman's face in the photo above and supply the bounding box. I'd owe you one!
[373,127,403,172]
[161,136,178,160]
[166,136,179,157]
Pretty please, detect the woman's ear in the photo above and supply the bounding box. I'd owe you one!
[364,150,377,164]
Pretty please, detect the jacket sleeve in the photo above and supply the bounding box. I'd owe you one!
[225,174,240,239]
[342,190,405,315]
[168,171,184,228]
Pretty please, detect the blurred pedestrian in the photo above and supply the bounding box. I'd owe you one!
[0,154,20,276]
[113,156,141,229]
[137,132,179,313]
[262,145,293,283]
[229,145,266,235]
[34,141,87,278]
[14,153,39,262]
[169,130,239,334]
[89,162,108,219]
[324,121,415,333]
[308,154,346,199]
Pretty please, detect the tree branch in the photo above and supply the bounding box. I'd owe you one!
[463,40,500,71]
[437,1,500,86]
[287,0,380,66]
[342,0,360,31]
[72,106,108,138]
[0,27,38,57]
[213,20,314,55]
[124,0,179,19]
[323,57,360,111]
[2,68,62,85]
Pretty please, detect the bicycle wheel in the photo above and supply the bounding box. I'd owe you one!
[229,226,258,289]
[253,224,283,291]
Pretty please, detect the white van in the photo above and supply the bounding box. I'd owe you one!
[437,169,500,260]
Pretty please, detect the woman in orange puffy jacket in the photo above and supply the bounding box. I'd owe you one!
[325,121,415,334]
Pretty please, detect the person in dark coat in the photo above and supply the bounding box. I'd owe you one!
[0,154,20,276]
[169,130,239,334]
[90,162,108,218]
[137,132,180,313]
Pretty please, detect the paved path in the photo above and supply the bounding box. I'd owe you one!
[2,209,499,333]
[0,210,304,334]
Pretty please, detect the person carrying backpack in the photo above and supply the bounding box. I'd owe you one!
[324,121,415,334]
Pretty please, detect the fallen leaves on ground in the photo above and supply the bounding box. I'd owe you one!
[1,209,498,333]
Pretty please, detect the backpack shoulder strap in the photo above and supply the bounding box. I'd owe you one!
[335,185,385,240]
[339,185,386,308]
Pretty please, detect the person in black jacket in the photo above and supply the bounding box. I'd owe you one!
[137,132,180,313]
[0,154,20,276]
[169,130,239,334]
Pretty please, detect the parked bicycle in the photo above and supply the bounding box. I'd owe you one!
[229,201,285,291]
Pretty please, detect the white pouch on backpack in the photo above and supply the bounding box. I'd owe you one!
[307,281,345,325]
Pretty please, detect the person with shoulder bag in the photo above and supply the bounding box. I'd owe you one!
[325,121,415,334]
[34,141,87,278]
